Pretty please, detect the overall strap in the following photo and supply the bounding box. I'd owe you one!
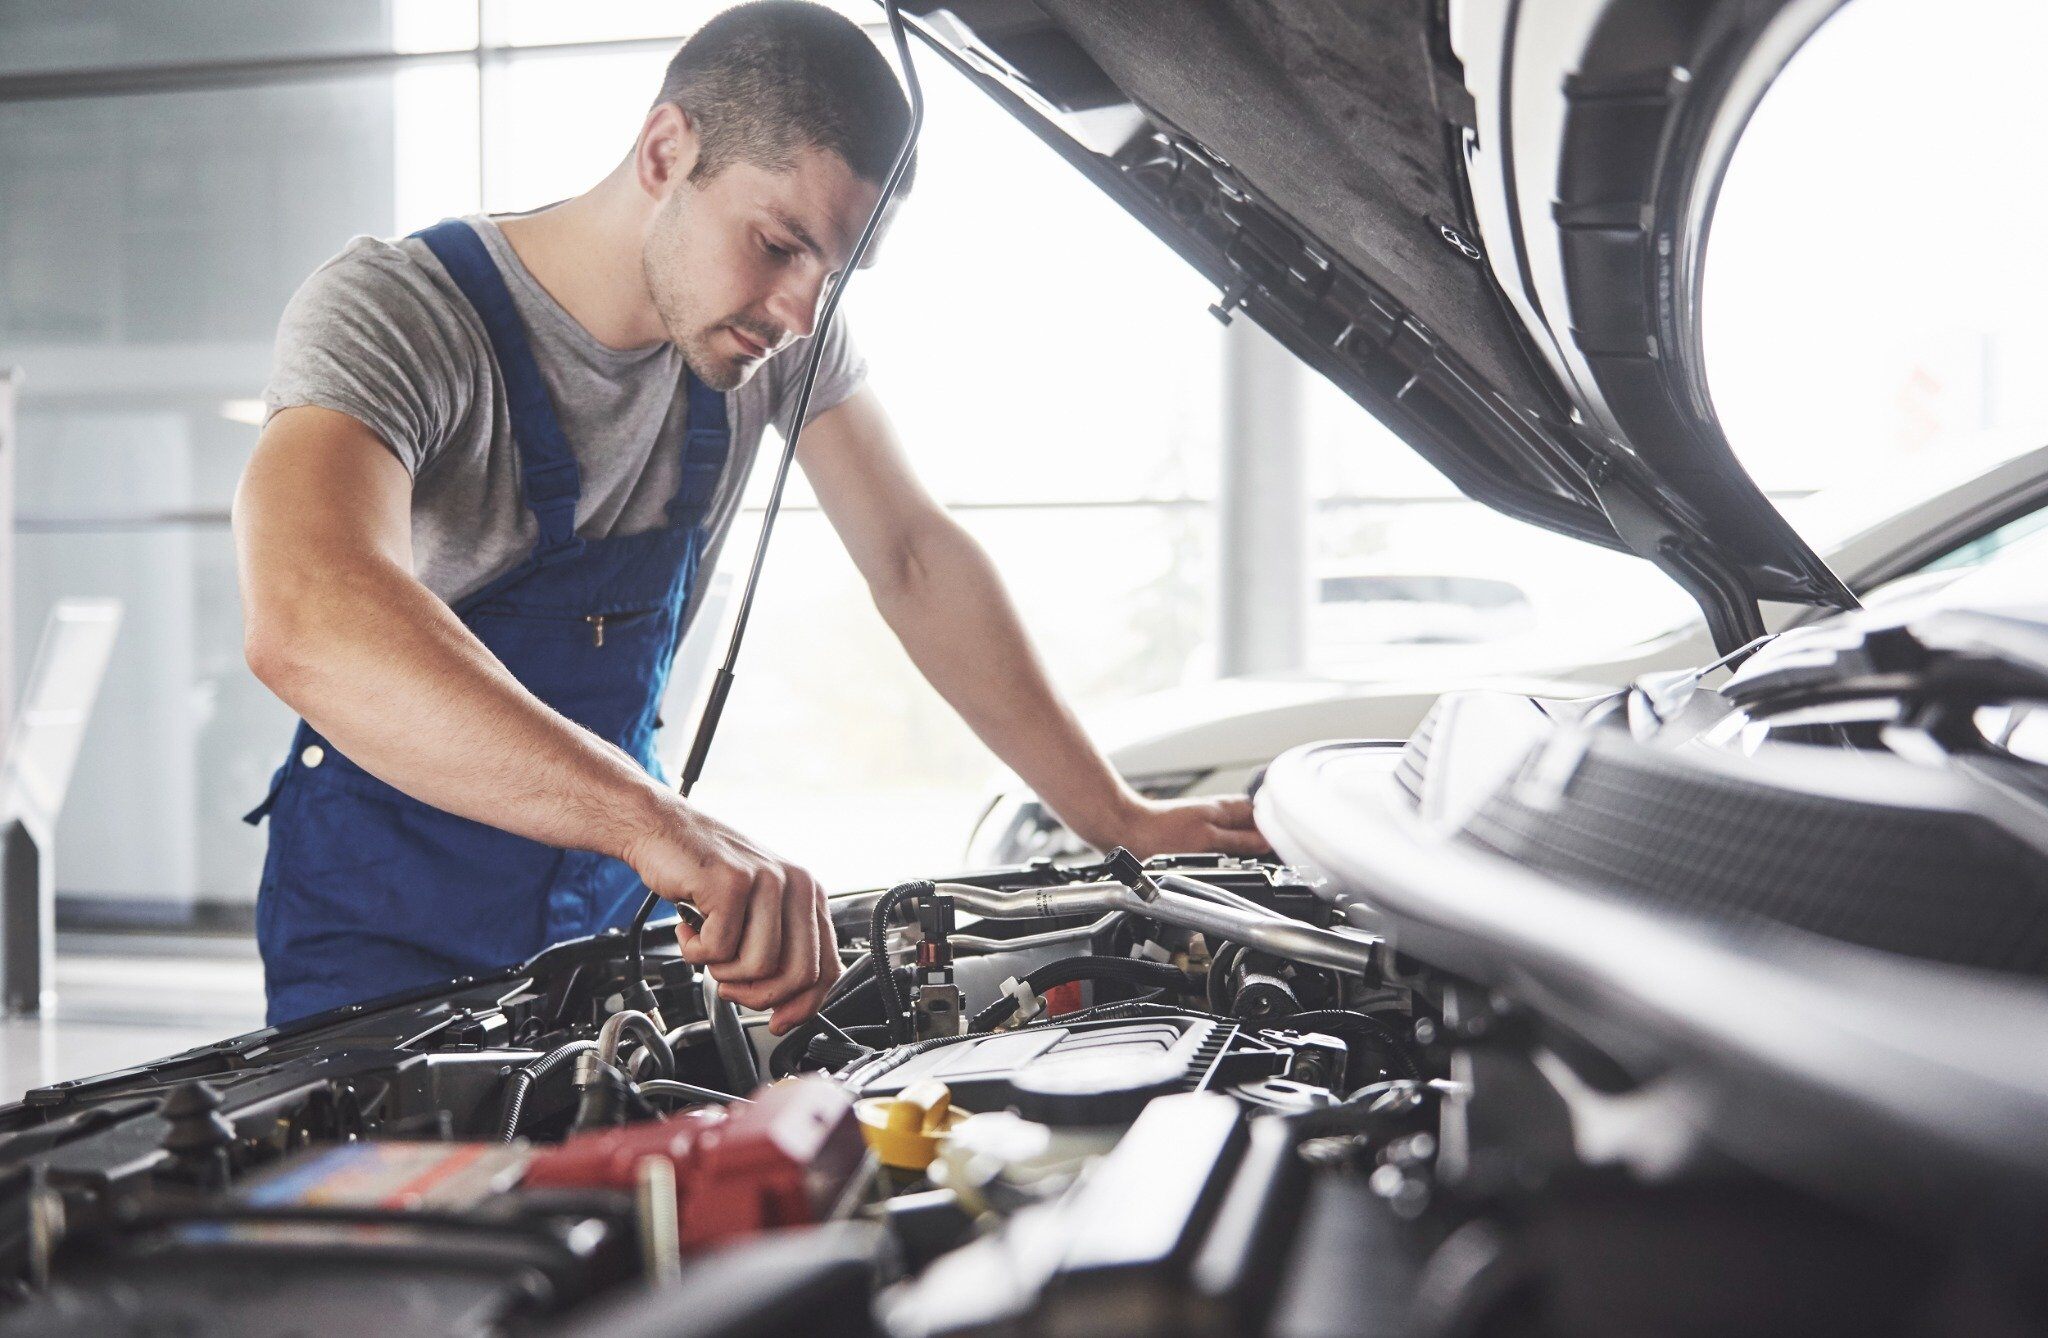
[666,368,732,530]
[414,219,584,562]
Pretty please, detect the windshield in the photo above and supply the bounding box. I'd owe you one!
[1304,0,2048,683]
[1707,0,2048,530]
[1299,409,2048,681]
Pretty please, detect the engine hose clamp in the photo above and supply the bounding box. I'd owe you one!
[1000,976,1042,1025]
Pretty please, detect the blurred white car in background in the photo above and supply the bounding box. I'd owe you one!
[970,439,2048,864]
[1312,570,1538,650]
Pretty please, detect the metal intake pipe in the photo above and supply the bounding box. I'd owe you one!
[932,879,1376,976]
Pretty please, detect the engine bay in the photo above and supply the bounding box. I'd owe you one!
[0,853,1430,1336]
[5,613,2048,1335]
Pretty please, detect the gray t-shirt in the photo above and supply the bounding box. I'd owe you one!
[262,213,865,609]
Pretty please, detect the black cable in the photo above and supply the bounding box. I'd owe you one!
[812,1014,862,1048]
[819,967,884,1016]
[871,881,927,1044]
[624,1,926,996]
[765,956,888,1078]
[498,1039,597,1142]
[804,1031,876,1070]
[824,968,885,1021]
[770,990,872,1077]
[969,957,1190,1032]
[822,950,876,1009]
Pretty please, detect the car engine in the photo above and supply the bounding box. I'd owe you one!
[0,852,1415,1337]
[2,603,2045,1336]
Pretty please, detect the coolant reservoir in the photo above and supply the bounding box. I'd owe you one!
[931,1109,1121,1210]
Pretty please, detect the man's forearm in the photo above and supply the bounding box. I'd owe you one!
[245,553,673,859]
[869,518,1140,847]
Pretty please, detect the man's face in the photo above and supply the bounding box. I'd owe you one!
[642,145,885,391]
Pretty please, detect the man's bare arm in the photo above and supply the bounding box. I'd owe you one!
[235,406,836,1027]
[238,407,660,850]
[798,387,1265,857]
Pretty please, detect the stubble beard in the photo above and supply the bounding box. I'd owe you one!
[642,195,751,393]
[646,263,749,392]
[675,319,749,393]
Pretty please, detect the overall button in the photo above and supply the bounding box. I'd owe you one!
[300,745,326,768]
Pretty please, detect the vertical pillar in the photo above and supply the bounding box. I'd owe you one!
[2,817,51,1015]
[0,369,15,729]
[1216,320,1309,678]
[0,371,31,1013]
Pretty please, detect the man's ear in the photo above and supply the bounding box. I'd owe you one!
[635,103,698,201]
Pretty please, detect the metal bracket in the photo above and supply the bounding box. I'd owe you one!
[911,889,964,1039]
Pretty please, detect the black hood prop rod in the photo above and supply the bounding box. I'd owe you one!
[623,1,926,1009]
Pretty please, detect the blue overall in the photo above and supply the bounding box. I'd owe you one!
[245,219,730,1027]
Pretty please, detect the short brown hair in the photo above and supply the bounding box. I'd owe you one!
[655,1,914,189]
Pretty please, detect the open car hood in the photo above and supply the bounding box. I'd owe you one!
[895,0,1859,650]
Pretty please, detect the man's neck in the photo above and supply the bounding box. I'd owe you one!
[495,169,669,351]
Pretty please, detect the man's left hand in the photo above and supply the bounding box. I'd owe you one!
[1110,794,1270,860]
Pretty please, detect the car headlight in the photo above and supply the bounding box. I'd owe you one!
[965,770,1211,866]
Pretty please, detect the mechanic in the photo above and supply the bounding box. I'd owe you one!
[233,1,1263,1032]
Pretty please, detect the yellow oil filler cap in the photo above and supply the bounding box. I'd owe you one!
[855,1079,966,1171]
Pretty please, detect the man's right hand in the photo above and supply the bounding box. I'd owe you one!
[621,799,840,1035]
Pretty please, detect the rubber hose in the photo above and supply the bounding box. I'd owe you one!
[663,1020,715,1051]
[572,1055,642,1131]
[597,1009,675,1080]
[700,973,760,1094]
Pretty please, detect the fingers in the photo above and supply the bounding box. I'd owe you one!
[1202,796,1270,856]
[1206,820,1272,857]
[815,892,842,994]
[722,870,787,983]
[1210,795,1257,829]
[717,868,826,1022]
[751,878,817,1005]
[1116,796,1270,860]
[769,888,841,1035]
[678,871,749,967]
[760,883,826,1034]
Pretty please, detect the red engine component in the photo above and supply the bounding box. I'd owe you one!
[1041,981,1086,1017]
[520,1107,725,1191]
[521,1076,865,1253]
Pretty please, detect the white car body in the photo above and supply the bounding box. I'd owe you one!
[970,440,2048,863]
